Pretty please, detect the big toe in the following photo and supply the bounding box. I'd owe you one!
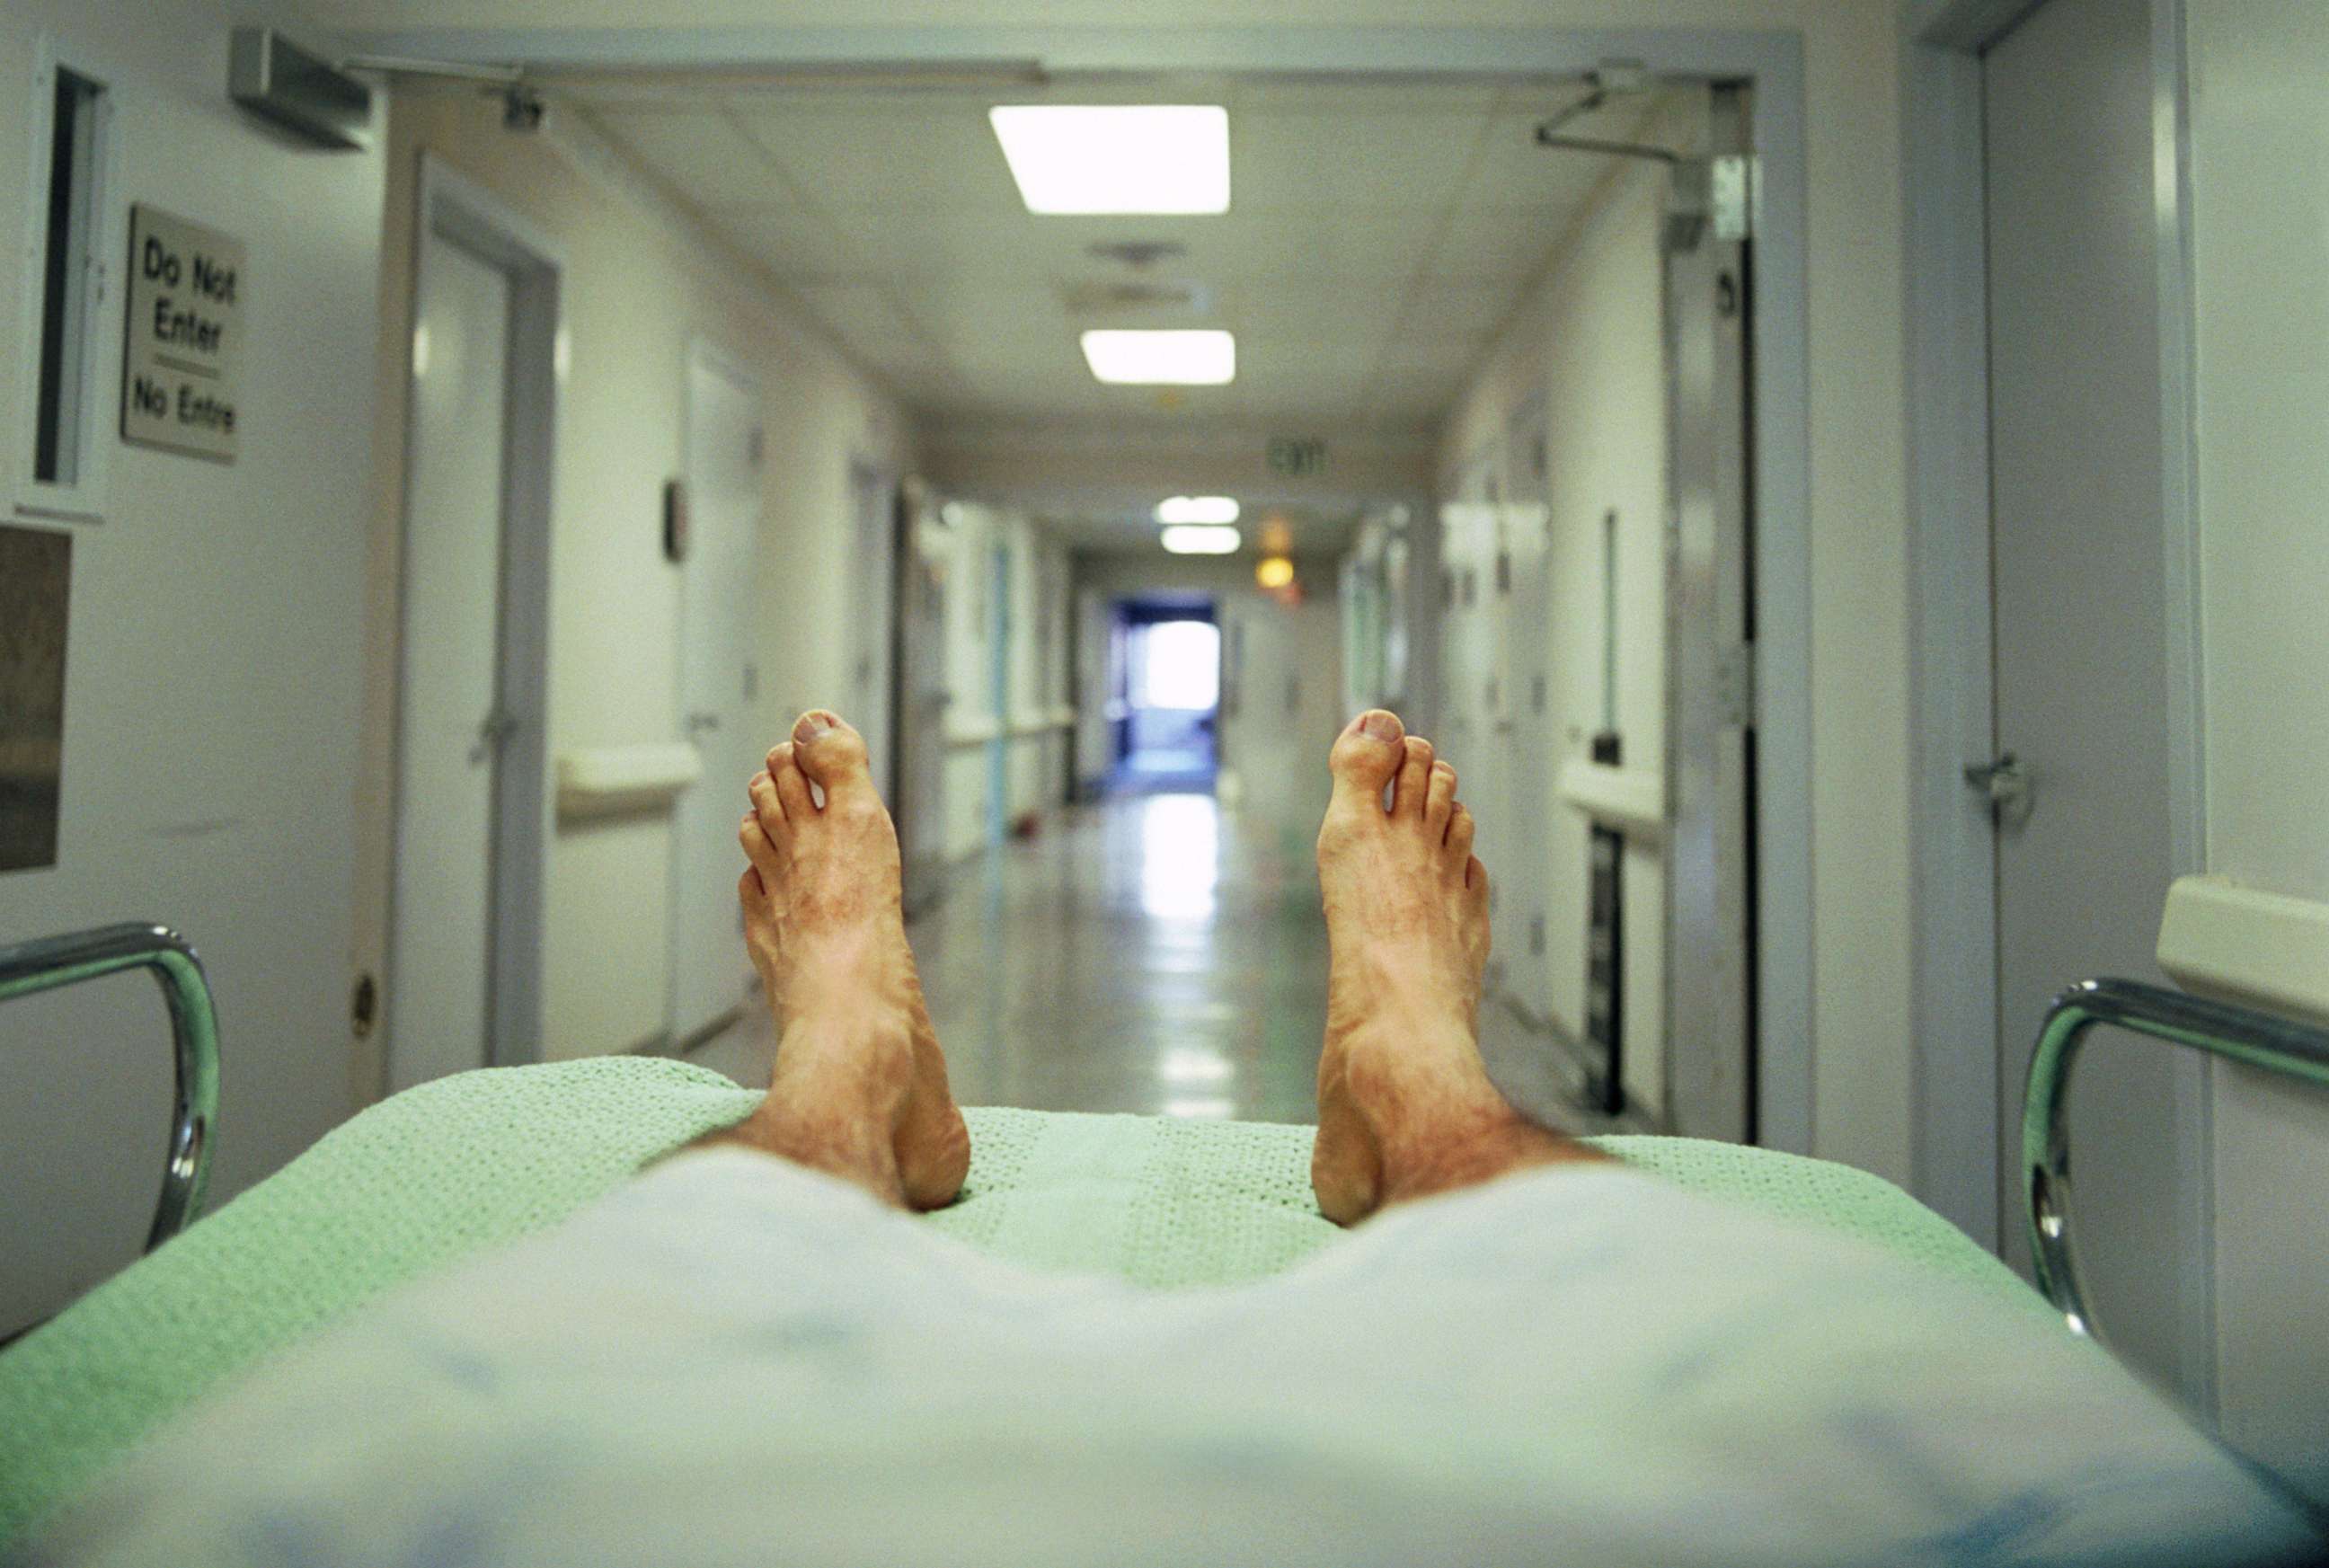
[792,710,875,804]
[1327,710,1406,807]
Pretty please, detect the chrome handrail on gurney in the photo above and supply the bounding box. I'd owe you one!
[0,924,221,1250]
[2023,977,2329,1339]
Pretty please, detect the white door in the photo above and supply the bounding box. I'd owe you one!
[1476,503,1526,1009]
[1984,0,2209,1404]
[390,234,509,1091]
[1438,500,1512,995]
[1220,597,1333,848]
[668,349,763,1044]
[848,465,897,790]
[1501,501,1556,1026]
[893,492,951,917]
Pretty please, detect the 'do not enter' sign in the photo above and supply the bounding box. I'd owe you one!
[122,204,244,463]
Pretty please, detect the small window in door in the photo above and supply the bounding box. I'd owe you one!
[22,54,111,514]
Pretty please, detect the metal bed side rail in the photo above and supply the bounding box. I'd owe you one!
[0,924,221,1249]
[2022,976,2329,1338]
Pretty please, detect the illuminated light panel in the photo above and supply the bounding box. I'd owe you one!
[1159,525,1241,555]
[988,105,1230,215]
[1081,329,1235,385]
[1156,494,1239,525]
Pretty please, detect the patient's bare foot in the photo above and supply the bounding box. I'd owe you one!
[702,710,969,1210]
[1310,710,1606,1225]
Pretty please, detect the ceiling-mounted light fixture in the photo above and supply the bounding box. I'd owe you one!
[1156,495,1239,526]
[1081,329,1235,385]
[989,105,1230,215]
[1160,525,1241,555]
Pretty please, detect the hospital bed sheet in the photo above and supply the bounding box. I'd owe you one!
[0,1055,2034,1544]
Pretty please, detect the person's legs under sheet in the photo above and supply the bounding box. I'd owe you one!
[28,1141,2307,1567]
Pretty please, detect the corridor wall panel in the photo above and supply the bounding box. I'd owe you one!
[366,92,912,1065]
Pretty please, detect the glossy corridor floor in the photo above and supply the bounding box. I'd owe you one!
[691,791,1605,1132]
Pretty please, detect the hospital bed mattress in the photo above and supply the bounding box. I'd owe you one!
[0,1056,2034,1544]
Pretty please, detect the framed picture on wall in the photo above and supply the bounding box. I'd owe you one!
[0,524,71,873]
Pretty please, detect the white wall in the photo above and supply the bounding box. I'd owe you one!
[358,90,912,1069]
[1002,515,1073,823]
[1434,106,1685,1116]
[0,2,385,1330]
[2183,0,2329,1496]
[931,501,1071,860]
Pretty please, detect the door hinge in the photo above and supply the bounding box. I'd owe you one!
[1712,154,1758,242]
[1716,642,1756,728]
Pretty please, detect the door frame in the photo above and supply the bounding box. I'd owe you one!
[847,457,900,787]
[1660,83,1758,1144]
[1900,0,2209,1290]
[364,22,1818,1156]
[667,334,762,1047]
[382,156,562,1088]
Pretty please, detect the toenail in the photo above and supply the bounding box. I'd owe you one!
[794,711,835,742]
[1359,711,1401,742]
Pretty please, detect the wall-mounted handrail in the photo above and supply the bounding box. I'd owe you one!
[0,924,220,1250]
[2023,977,2329,1339]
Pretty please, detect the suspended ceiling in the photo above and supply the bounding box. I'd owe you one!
[566,76,1673,439]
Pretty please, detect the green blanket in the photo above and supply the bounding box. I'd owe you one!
[0,1057,2036,1546]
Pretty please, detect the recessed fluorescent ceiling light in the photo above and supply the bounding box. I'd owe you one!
[1161,525,1241,555]
[1081,330,1235,385]
[1156,495,1239,525]
[988,105,1230,215]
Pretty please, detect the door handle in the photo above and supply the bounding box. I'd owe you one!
[1963,752,2031,813]
[470,707,519,764]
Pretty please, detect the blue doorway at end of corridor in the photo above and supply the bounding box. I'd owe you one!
[1106,595,1219,796]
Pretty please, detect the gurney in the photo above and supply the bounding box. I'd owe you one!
[3,919,2322,1546]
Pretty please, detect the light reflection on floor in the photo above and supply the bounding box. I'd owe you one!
[690,791,1612,1135]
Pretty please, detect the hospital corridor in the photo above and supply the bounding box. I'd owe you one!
[3,0,2329,1563]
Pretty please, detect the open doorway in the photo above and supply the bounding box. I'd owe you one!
[1109,596,1220,795]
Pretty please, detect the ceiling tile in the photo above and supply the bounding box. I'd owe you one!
[1232,108,1489,214]
[1397,279,1526,345]
[589,78,1629,436]
[733,102,1023,211]
[793,281,919,346]
[705,204,872,281]
[1227,80,1501,118]
[1377,336,1489,379]
[1229,281,1404,342]
[590,107,792,208]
